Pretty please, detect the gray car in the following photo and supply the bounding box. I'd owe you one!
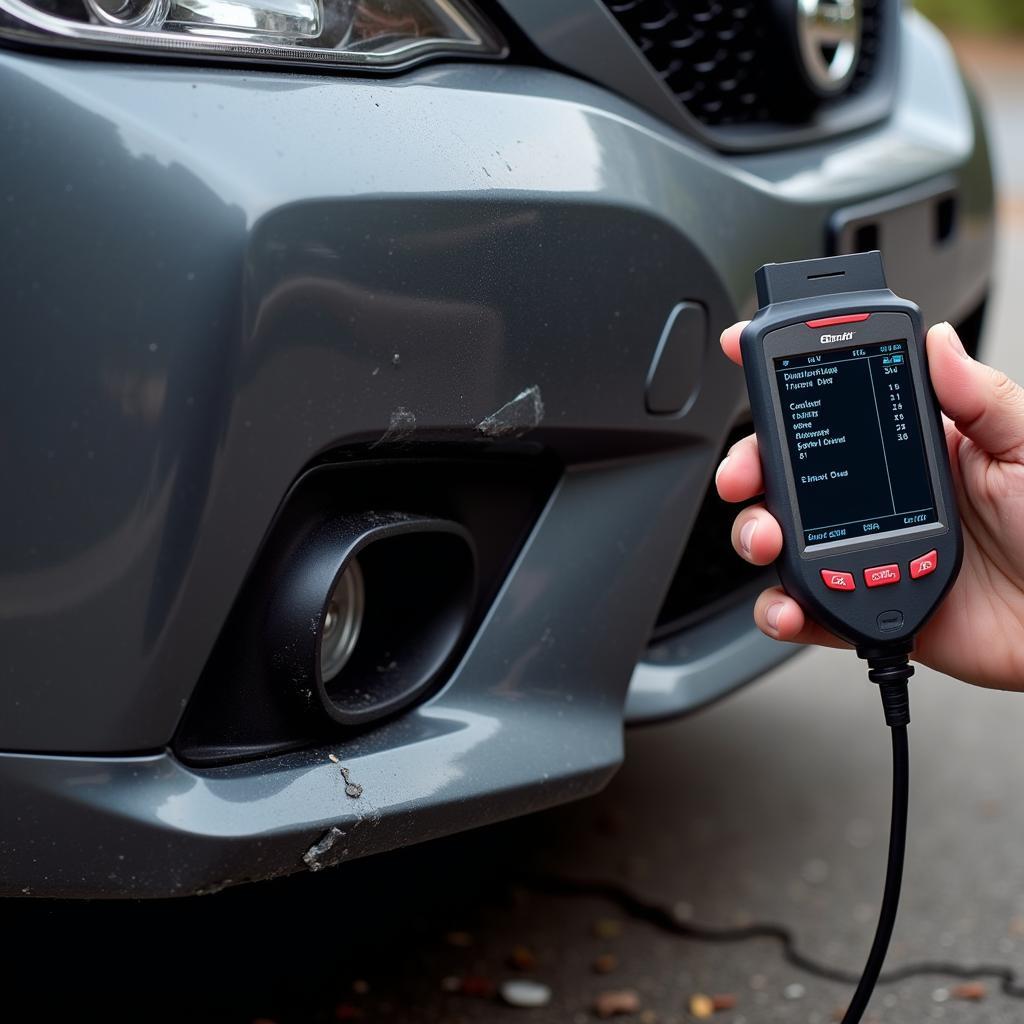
[0,0,994,897]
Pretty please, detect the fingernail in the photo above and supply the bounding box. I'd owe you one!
[739,518,757,557]
[765,602,784,632]
[943,322,969,360]
[715,456,729,483]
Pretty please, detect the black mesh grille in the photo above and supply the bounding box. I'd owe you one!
[603,0,885,128]
[850,0,883,94]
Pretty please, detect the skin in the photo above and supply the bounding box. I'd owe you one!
[716,320,1024,691]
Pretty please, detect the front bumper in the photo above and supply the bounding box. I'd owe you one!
[0,12,994,895]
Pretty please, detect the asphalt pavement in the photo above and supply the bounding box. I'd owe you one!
[5,32,1023,1024]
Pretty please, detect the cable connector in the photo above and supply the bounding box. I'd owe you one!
[857,640,914,728]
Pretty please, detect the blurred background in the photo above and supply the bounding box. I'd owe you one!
[917,0,1024,36]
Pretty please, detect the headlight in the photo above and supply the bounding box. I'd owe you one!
[0,0,505,69]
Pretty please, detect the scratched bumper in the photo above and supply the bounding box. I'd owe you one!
[0,10,995,897]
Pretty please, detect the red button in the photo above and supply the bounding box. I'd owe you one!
[805,313,871,328]
[865,564,901,587]
[821,569,856,591]
[910,550,938,579]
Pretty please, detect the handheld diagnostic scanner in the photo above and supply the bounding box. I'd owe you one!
[740,251,962,657]
[737,252,965,1024]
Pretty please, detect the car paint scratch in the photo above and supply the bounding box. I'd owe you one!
[477,386,544,438]
[370,406,416,448]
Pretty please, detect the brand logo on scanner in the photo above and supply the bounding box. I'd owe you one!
[820,331,855,344]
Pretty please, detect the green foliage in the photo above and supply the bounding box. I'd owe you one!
[915,0,1024,34]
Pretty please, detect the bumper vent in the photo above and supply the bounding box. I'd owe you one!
[603,0,885,129]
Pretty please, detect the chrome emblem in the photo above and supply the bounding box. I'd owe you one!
[796,0,862,95]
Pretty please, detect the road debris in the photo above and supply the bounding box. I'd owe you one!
[783,982,806,1000]
[593,989,640,1017]
[591,918,623,940]
[302,826,345,871]
[686,993,737,1019]
[500,979,552,1008]
[328,754,340,763]
[950,982,988,1001]
[454,975,496,998]
[592,953,618,974]
[688,994,714,1019]
[508,945,538,971]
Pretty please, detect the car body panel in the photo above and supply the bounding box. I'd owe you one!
[0,9,996,895]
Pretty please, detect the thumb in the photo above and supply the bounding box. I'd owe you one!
[926,322,1024,461]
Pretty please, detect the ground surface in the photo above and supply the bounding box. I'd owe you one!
[6,32,1024,1024]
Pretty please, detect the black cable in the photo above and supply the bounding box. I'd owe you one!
[836,649,915,1022]
[839,721,908,1023]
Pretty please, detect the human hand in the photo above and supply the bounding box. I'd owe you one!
[717,320,1024,690]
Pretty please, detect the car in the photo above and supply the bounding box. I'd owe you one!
[0,0,994,897]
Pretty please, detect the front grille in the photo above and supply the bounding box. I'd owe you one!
[603,0,885,129]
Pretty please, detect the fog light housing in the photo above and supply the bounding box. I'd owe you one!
[267,512,476,726]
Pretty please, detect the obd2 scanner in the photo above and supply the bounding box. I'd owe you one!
[739,251,963,1023]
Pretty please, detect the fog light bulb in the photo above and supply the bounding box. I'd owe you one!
[319,559,365,684]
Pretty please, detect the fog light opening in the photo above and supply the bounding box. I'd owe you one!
[267,513,477,728]
[319,559,365,684]
[318,527,475,724]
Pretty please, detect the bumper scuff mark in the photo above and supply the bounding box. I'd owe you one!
[340,766,363,799]
[477,386,544,438]
[303,826,346,872]
[370,406,416,448]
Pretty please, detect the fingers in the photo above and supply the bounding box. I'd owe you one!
[730,504,783,565]
[715,433,764,502]
[753,587,849,649]
[719,320,750,367]
[927,322,1024,461]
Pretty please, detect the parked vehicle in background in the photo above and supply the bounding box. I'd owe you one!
[0,0,994,896]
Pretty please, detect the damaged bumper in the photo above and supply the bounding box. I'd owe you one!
[0,12,995,896]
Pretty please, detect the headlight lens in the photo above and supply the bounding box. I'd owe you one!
[0,0,505,69]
